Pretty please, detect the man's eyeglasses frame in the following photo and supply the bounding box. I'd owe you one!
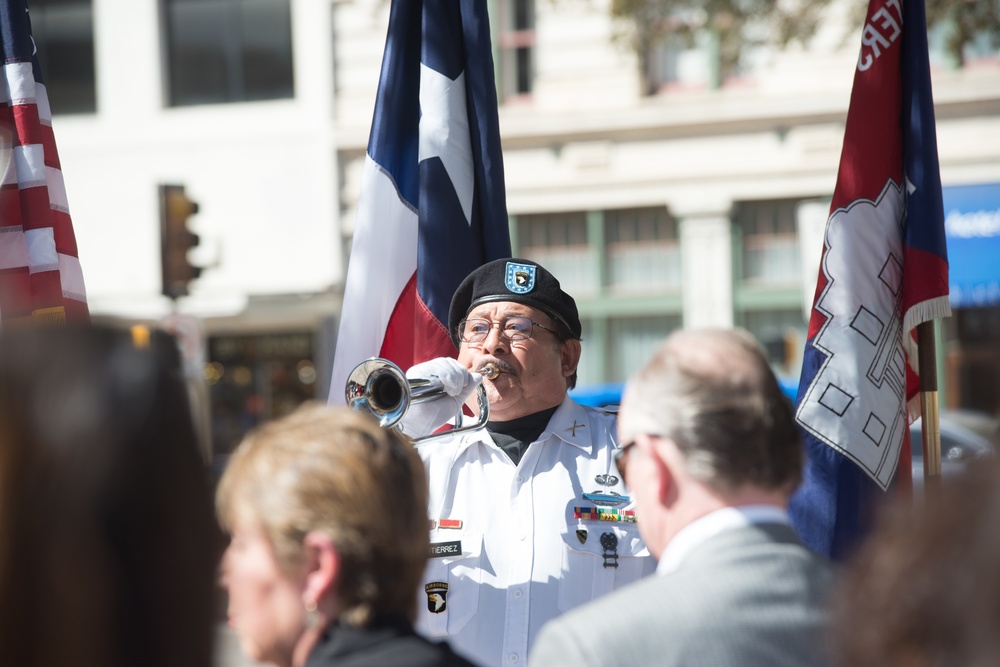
[457,317,560,344]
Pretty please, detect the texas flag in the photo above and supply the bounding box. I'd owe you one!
[328,0,511,403]
[789,0,950,560]
[1,0,88,327]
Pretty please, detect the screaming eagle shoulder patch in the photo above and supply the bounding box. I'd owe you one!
[425,581,448,613]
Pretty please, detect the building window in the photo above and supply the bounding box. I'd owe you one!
[164,0,294,107]
[496,0,534,101]
[928,16,1000,69]
[605,207,680,292]
[735,199,801,286]
[950,307,1000,414]
[29,0,96,114]
[646,31,714,93]
[517,211,596,295]
[576,318,599,387]
[742,308,806,378]
[608,315,680,381]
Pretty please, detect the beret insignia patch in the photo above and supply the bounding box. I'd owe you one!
[505,261,536,294]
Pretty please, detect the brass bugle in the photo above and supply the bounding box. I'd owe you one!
[345,358,490,443]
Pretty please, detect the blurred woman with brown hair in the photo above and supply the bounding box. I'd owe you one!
[216,403,475,667]
[0,325,220,667]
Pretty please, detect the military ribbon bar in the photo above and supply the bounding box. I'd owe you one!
[573,507,637,523]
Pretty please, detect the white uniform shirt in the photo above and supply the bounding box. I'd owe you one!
[414,396,656,667]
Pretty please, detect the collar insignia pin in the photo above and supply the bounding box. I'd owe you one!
[566,420,585,437]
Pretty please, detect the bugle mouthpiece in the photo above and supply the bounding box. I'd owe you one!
[479,362,500,380]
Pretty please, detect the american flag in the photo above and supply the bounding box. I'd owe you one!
[789,0,950,560]
[329,0,510,402]
[0,0,87,327]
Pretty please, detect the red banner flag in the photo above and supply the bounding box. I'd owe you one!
[789,0,950,559]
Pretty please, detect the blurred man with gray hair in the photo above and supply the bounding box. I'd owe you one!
[531,328,834,667]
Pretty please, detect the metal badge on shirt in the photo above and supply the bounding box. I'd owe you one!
[582,490,629,506]
[600,532,619,568]
[595,473,619,487]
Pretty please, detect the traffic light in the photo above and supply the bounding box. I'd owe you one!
[159,184,202,299]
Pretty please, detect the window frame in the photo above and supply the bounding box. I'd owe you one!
[161,0,296,108]
[28,0,97,115]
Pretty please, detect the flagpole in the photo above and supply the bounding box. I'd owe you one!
[917,321,943,494]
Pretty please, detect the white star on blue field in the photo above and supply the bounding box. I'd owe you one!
[419,63,474,226]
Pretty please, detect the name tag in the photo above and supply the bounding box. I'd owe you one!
[429,540,462,558]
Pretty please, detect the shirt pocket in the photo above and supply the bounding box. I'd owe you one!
[557,523,651,613]
[418,533,483,637]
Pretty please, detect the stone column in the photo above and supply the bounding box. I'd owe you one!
[796,200,831,322]
[678,203,734,330]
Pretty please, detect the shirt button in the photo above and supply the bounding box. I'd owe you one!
[509,654,519,663]
[515,475,524,483]
[518,533,526,541]
[513,589,523,599]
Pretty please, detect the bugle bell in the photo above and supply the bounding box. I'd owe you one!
[345,358,490,443]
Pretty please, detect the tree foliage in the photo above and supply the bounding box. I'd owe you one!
[610,0,834,93]
[611,0,1000,94]
[925,0,1000,67]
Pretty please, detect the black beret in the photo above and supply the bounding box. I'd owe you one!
[448,258,582,347]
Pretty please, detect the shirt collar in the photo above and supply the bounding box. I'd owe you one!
[454,395,595,454]
[541,396,595,454]
[655,505,790,575]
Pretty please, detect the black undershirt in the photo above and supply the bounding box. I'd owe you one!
[487,406,559,466]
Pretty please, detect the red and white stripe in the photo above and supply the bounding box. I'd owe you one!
[1,59,88,326]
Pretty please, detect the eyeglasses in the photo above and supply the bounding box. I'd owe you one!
[457,317,559,344]
[614,439,638,488]
[614,434,666,489]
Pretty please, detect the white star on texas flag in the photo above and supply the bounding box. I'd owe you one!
[418,63,474,226]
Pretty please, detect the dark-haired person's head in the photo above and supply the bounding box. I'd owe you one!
[0,325,219,667]
[216,404,430,667]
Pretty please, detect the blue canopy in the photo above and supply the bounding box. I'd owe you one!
[570,377,799,407]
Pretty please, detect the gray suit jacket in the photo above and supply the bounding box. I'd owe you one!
[530,523,835,667]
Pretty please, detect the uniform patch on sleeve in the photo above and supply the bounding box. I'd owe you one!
[425,582,448,613]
